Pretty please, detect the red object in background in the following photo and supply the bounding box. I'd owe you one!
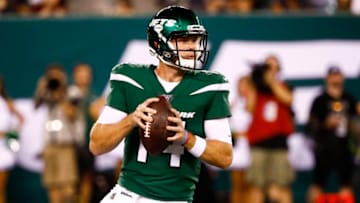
[316,193,354,203]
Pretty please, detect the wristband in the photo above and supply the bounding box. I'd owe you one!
[181,130,189,145]
[188,135,207,158]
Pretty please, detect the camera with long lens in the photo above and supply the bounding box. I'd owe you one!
[46,77,61,91]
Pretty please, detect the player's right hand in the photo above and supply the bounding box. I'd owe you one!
[132,97,159,129]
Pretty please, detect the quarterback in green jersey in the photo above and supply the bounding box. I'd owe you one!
[90,5,233,203]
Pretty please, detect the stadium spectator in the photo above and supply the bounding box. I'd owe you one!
[157,0,190,8]
[204,0,227,14]
[351,112,360,203]
[67,0,135,16]
[0,75,12,203]
[229,75,253,203]
[32,0,67,17]
[113,0,134,16]
[1,0,356,16]
[226,0,254,13]
[0,0,31,15]
[245,55,295,203]
[38,64,84,203]
[0,74,23,203]
[0,0,13,14]
[305,66,357,203]
[337,0,352,10]
[69,63,98,203]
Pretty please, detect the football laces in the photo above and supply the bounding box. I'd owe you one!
[144,113,152,138]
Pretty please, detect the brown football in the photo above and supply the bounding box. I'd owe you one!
[139,95,175,155]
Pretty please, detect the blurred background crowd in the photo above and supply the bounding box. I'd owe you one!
[0,0,360,17]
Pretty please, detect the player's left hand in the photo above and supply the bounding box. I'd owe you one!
[166,108,186,143]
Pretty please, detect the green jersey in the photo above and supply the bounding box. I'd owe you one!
[107,64,231,202]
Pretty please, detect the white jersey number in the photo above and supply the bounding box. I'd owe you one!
[137,121,186,167]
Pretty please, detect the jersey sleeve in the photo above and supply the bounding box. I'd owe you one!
[204,74,231,120]
[106,65,128,112]
[205,118,232,143]
[205,90,231,119]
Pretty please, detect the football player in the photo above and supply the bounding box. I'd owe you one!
[90,6,233,203]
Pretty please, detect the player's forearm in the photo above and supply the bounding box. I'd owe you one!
[184,134,232,169]
[201,140,232,169]
[89,114,135,155]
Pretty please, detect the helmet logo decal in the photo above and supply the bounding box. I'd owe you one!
[164,19,176,27]
[149,19,176,29]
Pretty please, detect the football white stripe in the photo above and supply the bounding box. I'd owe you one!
[110,73,144,89]
[190,83,230,95]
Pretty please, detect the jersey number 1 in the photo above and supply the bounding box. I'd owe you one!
[137,142,185,167]
[137,121,186,167]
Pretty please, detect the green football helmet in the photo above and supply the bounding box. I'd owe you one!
[147,6,209,71]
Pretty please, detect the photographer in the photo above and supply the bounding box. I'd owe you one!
[69,63,96,203]
[34,64,68,109]
[245,55,295,203]
[36,64,85,203]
